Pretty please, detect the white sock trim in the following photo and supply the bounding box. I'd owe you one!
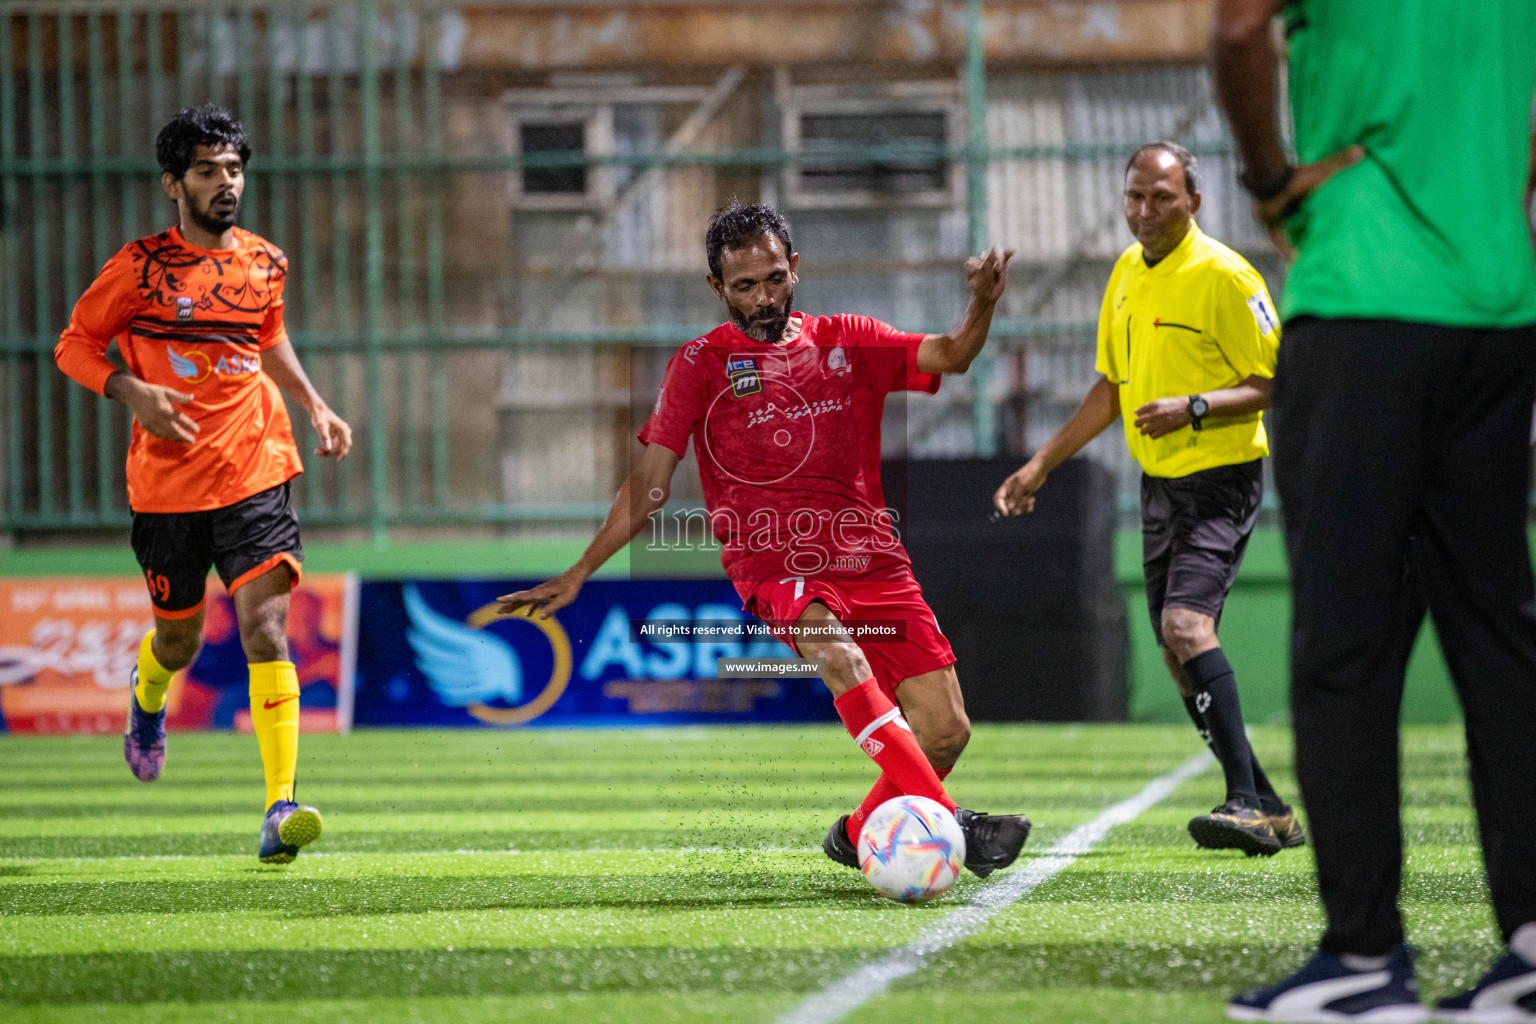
[1340,953,1391,971]
[853,708,902,750]
[1511,921,1536,966]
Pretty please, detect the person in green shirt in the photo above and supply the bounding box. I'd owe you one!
[1213,0,1536,1020]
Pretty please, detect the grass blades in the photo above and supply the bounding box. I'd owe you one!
[0,724,1496,1023]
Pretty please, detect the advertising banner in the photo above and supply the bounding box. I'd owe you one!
[351,579,837,728]
[0,575,356,734]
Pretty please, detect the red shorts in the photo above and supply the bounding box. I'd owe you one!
[736,568,955,698]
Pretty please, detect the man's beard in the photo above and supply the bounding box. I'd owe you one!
[189,192,240,235]
[730,291,794,343]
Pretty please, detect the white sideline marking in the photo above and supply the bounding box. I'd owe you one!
[773,752,1213,1024]
[1,846,824,865]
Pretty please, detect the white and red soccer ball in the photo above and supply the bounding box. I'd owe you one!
[857,795,966,903]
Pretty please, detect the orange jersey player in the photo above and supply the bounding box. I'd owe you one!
[53,104,351,864]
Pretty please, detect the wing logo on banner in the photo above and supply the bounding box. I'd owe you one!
[401,583,573,726]
[403,583,523,705]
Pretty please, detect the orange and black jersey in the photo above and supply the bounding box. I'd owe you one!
[55,225,304,514]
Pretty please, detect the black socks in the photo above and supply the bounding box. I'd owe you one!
[1183,647,1261,809]
[1181,691,1284,813]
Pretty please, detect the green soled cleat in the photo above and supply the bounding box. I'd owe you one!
[258,800,323,864]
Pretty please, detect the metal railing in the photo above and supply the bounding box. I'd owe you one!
[2,2,1276,540]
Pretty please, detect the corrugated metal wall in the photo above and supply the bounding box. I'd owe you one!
[1,2,1285,539]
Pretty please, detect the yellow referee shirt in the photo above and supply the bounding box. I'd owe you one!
[1094,222,1280,479]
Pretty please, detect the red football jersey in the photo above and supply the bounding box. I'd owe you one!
[638,314,939,586]
[54,226,304,514]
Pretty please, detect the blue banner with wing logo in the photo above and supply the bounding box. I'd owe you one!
[351,579,837,728]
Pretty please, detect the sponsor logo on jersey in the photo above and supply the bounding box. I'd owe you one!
[727,355,763,397]
[175,296,194,321]
[167,345,259,384]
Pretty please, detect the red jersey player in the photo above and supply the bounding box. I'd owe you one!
[499,203,1031,876]
[53,105,351,864]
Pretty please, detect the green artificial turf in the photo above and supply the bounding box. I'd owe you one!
[0,725,1499,1023]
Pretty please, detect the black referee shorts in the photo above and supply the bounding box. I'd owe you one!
[130,481,304,619]
[1141,459,1263,644]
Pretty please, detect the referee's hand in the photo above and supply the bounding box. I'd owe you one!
[1255,145,1365,259]
[994,461,1047,517]
[1134,398,1191,439]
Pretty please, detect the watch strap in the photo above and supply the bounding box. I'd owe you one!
[1187,394,1206,431]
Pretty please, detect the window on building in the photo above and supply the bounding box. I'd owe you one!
[798,110,950,196]
[519,120,587,196]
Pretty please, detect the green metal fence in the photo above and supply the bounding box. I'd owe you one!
[3,0,469,540]
[3,1,1264,540]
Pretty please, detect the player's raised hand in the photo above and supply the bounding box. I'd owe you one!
[994,459,1047,516]
[965,245,1015,304]
[1254,145,1364,259]
[1133,397,1194,439]
[126,381,200,443]
[311,404,353,461]
[496,566,588,620]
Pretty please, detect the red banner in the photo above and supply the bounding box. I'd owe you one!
[0,575,356,735]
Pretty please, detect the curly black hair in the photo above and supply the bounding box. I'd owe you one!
[155,104,252,179]
[705,202,793,278]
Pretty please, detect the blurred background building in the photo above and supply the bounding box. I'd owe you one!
[0,0,1284,543]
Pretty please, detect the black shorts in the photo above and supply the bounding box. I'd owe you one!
[130,481,304,618]
[1141,459,1262,645]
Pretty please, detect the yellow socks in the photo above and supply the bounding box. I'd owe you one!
[248,661,300,809]
[134,631,176,714]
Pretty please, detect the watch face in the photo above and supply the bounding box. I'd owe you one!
[1191,396,1209,417]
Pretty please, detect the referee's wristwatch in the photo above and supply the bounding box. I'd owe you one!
[1187,394,1209,432]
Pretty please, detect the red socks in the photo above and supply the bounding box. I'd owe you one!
[846,766,952,845]
[833,677,956,842]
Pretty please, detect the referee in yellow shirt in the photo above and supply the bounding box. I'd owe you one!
[994,142,1300,856]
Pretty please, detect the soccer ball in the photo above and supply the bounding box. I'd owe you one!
[857,795,966,903]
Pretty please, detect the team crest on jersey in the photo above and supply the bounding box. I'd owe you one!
[175,296,194,321]
[825,345,850,377]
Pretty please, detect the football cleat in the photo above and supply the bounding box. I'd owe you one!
[1435,949,1536,1022]
[823,814,860,869]
[954,807,1030,878]
[1265,804,1308,850]
[122,670,166,783]
[1228,942,1428,1022]
[258,800,323,864]
[1190,800,1283,857]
